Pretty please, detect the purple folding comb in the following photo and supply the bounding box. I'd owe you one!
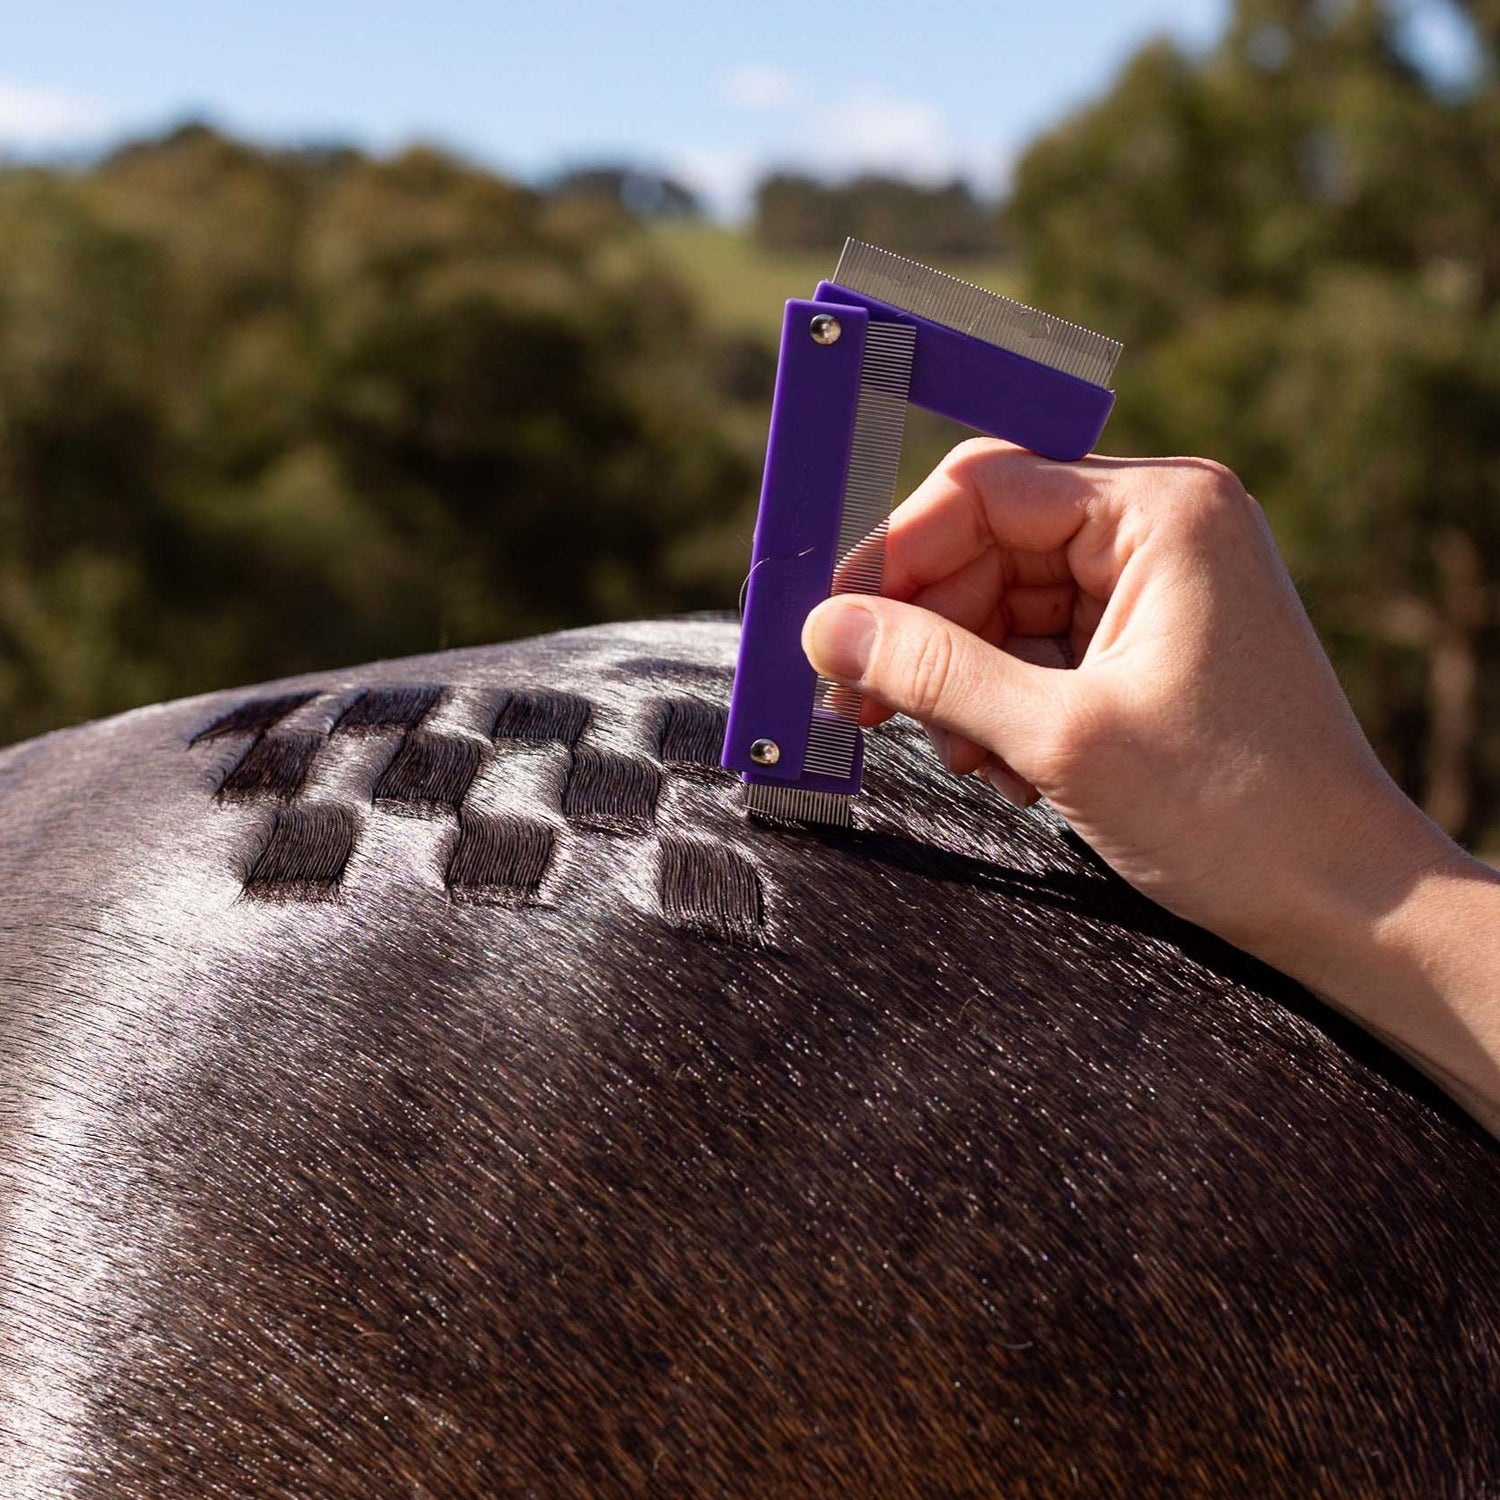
[722,239,1123,827]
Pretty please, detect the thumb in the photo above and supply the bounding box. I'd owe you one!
[802,595,1063,773]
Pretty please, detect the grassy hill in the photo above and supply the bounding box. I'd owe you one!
[637,221,1022,524]
[646,222,1019,341]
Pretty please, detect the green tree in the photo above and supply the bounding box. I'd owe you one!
[0,127,756,745]
[755,172,1001,256]
[1008,0,1500,844]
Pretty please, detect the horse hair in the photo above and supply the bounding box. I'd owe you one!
[1,616,1497,1498]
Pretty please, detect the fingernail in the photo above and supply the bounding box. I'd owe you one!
[803,599,877,683]
[982,763,1037,810]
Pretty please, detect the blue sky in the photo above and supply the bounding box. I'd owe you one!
[0,0,1476,215]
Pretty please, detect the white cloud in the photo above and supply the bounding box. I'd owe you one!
[682,79,1010,220]
[808,90,960,183]
[723,65,801,112]
[672,145,762,220]
[0,79,110,149]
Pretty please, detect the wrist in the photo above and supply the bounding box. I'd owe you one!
[1263,780,1460,1000]
[1271,805,1500,1128]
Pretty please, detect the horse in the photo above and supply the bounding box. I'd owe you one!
[2,616,1497,1497]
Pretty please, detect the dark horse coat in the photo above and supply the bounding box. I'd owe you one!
[1,617,1497,1497]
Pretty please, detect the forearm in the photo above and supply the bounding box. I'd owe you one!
[1272,827,1500,1138]
[818,442,1500,1135]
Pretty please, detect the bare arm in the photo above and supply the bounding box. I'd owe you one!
[803,440,1500,1135]
[1295,850,1500,1136]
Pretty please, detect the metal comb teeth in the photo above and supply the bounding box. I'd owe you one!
[800,317,916,789]
[833,238,1122,388]
[744,780,854,828]
[834,320,916,589]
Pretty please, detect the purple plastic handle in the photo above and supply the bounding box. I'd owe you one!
[723,280,1116,806]
[722,299,869,793]
[814,280,1113,461]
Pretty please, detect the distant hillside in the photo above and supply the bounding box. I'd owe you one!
[645,223,1017,342]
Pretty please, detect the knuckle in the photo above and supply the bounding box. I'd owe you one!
[939,435,1010,480]
[1189,456,1242,495]
[902,626,957,721]
[1038,692,1112,784]
[1169,458,1254,537]
[946,435,998,464]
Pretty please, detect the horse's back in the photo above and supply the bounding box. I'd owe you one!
[2,618,1497,1498]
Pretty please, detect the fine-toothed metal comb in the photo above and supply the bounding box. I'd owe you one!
[722,238,1122,827]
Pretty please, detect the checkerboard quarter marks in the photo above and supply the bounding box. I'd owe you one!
[244,803,359,900]
[12,620,1500,1496]
[186,674,766,944]
[332,684,442,734]
[189,690,318,745]
[374,730,484,811]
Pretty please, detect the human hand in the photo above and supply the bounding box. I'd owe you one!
[802,440,1458,988]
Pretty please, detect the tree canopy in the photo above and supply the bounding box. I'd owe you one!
[0,126,756,743]
[1009,0,1500,841]
[754,172,1001,255]
[2,0,1497,848]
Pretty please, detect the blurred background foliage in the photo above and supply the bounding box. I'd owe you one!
[0,131,761,741]
[1011,0,1500,845]
[1,0,1498,847]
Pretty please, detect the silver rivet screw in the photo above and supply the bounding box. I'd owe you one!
[809,314,841,345]
[750,738,781,766]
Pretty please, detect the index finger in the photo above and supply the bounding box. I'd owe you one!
[880,439,1111,602]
